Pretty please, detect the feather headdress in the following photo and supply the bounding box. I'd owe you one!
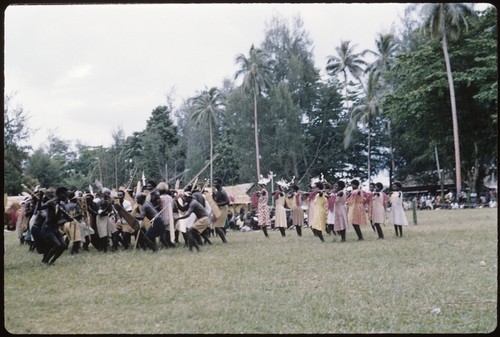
[310,173,327,187]
[310,176,320,187]
[94,179,104,191]
[258,174,271,186]
[276,178,290,189]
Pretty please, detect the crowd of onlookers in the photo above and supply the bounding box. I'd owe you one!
[402,189,497,211]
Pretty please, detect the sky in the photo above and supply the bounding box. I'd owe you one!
[4,3,490,151]
[5,2,411,149]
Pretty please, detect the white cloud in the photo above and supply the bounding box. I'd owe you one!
[68,64,93,79]
[5,3,413,149]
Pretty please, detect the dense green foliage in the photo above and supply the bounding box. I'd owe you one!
[385,6,497,190]
[5,5,496,195]
[3,95,32,195]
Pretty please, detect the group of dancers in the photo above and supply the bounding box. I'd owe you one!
[252,177,409,243]
[14,175,409,265]
[16,177,232,265]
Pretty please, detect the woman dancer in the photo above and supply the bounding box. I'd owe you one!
[389,181,408,237]
[311,182,327,242]
[333,181,348,242]
[252,185,270,238]
[285,185,304,237]
[346,179,368,241]
[273,184,287,237]
[370,182,388,239]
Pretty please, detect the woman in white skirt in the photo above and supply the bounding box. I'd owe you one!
[273,184,287,237]
[370,182,388,239]
[326,185,336,237]
[389,181,408,237]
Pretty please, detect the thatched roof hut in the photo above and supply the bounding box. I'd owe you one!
[5,195,27,210]
[224,183,254,205]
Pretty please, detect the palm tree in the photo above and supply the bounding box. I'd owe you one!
[344,70,381,182]
[365,33,400,186]
[365,33,399,81]
[190,86,224,185]
[420,3,477,195]
[234,44,272,181]
[326,40,367,115]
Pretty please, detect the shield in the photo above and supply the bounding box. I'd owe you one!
[113,204,140,231]
[204,188,221,219]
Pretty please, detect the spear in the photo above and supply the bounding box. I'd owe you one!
[183,154,219,190]
[125,166,139,191]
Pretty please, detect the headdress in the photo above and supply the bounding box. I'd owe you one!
[258,174,271,186]
[276,178,290,189]
[310,176,320,187]
[101,187,111,196]
[310,173,327,188]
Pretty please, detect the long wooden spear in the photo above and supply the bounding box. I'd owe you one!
[125,165,139,191]
[183,154,219,190]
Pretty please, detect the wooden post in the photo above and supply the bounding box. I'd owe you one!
[412,196,417,225]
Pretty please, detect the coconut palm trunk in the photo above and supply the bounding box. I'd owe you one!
[190,86,224,186]
[421,3,475,196]
[209,120,213,185]
[442,33,462,195]
[387,118,396,187]
[343,70,349,113]
[367,113,372,182]
[234,44,271,182]
[253,86,261,181]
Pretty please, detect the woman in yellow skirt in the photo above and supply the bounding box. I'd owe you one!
[311,182,327,242]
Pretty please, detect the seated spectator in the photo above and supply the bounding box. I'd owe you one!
[236,214,245,229]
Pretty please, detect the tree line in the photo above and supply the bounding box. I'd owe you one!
[4,4,497,196]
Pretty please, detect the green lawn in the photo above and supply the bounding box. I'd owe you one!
[3,208,497,334]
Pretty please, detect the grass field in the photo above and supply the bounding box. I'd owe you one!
[3,208,497,334]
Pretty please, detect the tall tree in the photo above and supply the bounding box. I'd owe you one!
[344,70,382,182]
[384,6,496,192]
[176,102,208,184]
[110,126,129,189]
[420,2,478,195]
[326,40,367,115]
[365,33,400,84]
[263,82,303,179]
[4,95,32,195]
[301,79,356,184]
[220,85,256,183]
[190,87,225,185]
[366,33,400,185]
[261,15,320,113]
[234,44,273,181]
[260,14,321,182]
[25,148,63,188]
[140,105,180,183]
